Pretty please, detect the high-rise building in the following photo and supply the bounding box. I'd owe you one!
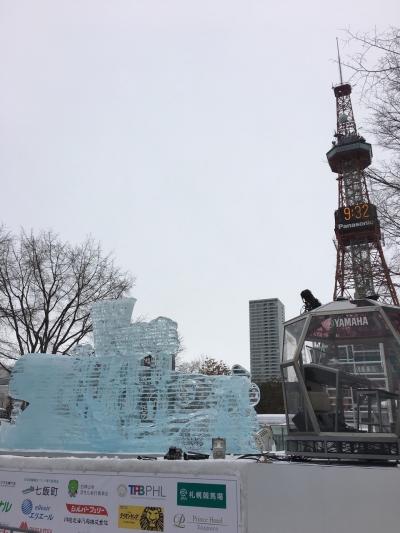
[249,298,285,383]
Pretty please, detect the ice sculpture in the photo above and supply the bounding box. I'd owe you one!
[0,298,259,454]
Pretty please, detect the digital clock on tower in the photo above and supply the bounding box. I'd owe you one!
[335,202,377,227]
[344,203,374,221]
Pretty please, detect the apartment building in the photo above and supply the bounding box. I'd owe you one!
[249,298,285,383]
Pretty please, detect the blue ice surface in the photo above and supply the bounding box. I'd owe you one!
[0,298,259,454]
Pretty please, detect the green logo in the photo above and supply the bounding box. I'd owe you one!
[177,483,226,509]
[68,479,79,497]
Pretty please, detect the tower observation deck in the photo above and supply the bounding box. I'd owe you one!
[326,81,398,305]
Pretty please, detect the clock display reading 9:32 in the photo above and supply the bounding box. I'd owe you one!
[335,202,377,227]
[343,203,369,220]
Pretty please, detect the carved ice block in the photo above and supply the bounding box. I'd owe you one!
[0,298,259,453]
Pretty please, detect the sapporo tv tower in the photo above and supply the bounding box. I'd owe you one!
[326,44,398,305]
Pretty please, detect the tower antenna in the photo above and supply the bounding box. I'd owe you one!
[336,37,344,85]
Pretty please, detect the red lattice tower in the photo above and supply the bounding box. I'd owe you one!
[326,80,398,305]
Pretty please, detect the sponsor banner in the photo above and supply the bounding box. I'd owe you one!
[177,483,226,509]
[307,312,390,340]
[66,503,108,516]
[0,469,239,533]
[118,505,164,531]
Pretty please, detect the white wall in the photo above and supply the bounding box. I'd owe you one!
[0,455,398,533]
[246,462,399,533]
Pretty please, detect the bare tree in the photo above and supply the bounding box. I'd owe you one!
[343,28,400,278]
[177,355,230,375]
[198,356,230,375]
[343,28,400,181]
[0,228,133,360]
[177,355,205,374]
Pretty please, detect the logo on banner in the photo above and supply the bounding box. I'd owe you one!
[67,479,108,497]
[173,513,186,528]
[21,500,53,521]
[21,499,33,515]
[68,479,79,497]
[117,484,128,497]
[66,503,108,516]
[127,484,166,499]
[193,514,224,526]
[19,521,52,533]
[0,480,15,488]
[0,500,12,513]
[332,315,369,328]
[22,485,58,497]
[177,483,226,509]
[118,505,164,531]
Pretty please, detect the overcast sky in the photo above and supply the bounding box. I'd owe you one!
[0,1,399,368]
